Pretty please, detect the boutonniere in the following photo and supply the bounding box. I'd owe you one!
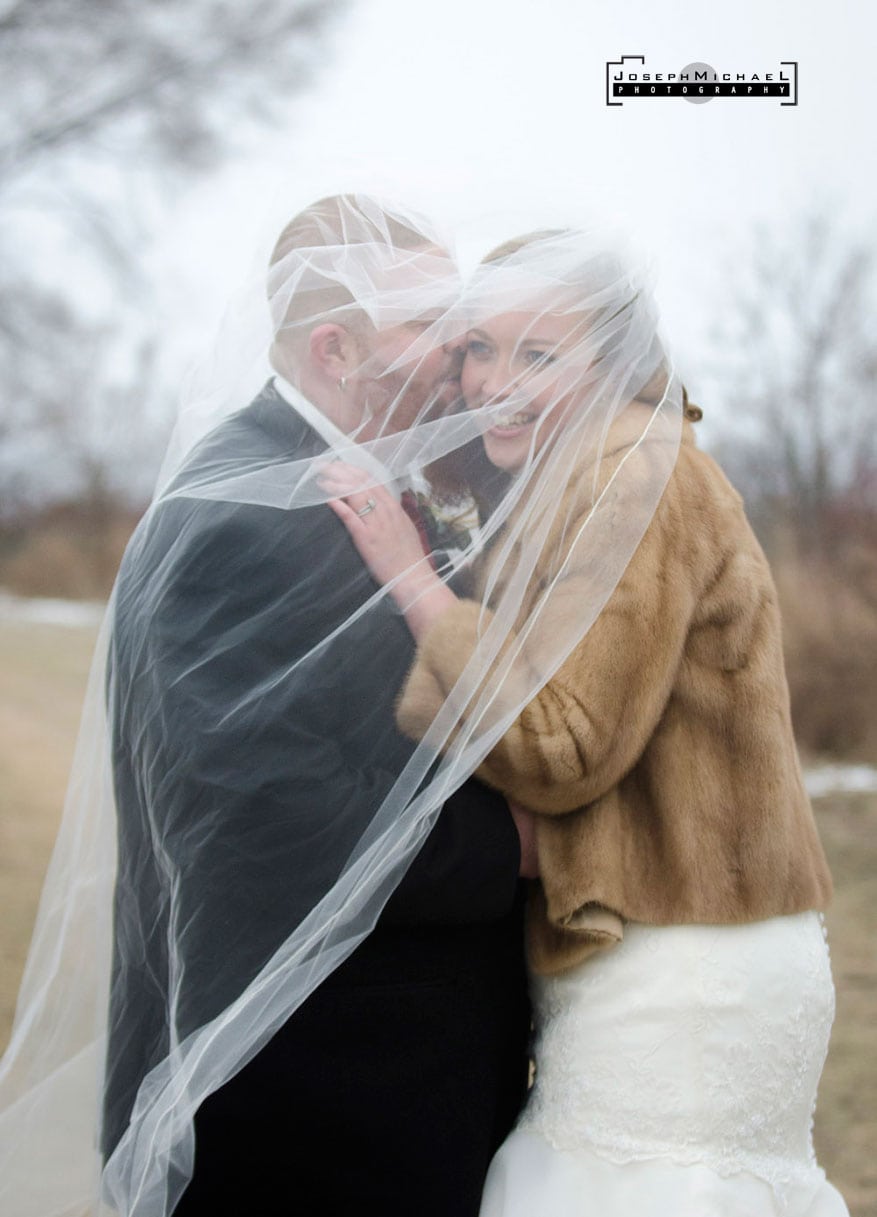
[413,491,480,555]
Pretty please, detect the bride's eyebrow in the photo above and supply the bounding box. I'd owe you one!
[517,336,565,349]
[466,328,563,348]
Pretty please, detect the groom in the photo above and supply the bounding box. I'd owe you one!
[105,196,531,1216]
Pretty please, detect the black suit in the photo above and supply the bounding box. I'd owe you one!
[106,384,530,1215]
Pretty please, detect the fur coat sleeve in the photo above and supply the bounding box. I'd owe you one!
[397,435,703,814]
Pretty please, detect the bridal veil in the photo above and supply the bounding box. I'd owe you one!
[0,195,683,1216]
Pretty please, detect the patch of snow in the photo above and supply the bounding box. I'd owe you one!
[0,593,105,628]
[804,764,877,799]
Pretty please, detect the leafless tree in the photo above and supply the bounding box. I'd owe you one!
[0,0,343,181]
[0,0,347,517]
[696,212,877,757]
[704,212,877,556]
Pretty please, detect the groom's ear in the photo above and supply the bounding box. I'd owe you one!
[309,323,356,378]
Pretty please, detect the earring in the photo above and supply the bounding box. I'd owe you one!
[339,376,347,392]
[681,386,703,422]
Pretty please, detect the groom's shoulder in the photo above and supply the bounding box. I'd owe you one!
[191,381,323,467]
[157,382,326,514]
[122,385,337,578]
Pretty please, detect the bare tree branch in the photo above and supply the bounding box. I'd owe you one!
[705,210,877,556]
[0,0,350,520]
[0,0,343,182]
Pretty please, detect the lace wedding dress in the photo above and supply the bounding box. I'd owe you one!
[480,912,849,1216]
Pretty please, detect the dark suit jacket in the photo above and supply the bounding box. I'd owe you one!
[104,385,529,1209]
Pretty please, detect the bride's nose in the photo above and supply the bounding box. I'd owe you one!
[481,361,516,402]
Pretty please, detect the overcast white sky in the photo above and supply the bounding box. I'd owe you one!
[157,0,874,401]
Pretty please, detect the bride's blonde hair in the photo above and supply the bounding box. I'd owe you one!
[481,228,701,419]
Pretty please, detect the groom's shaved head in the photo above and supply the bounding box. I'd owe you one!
[267,194,440,357]
[270,194,434,269]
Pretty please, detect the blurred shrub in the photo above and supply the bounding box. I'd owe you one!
[0,503,142,600]
[775,539,877,760]
[2,499,875,762]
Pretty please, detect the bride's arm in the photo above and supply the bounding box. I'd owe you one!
[398,454,710,817]
[320,456,704,822]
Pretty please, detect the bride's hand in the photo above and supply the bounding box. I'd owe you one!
[318,462,428,589]
[318,461,459,641]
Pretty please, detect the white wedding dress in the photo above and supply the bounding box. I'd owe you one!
[480,912,849,1216]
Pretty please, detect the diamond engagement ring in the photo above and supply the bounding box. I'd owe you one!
[355,497,377,517]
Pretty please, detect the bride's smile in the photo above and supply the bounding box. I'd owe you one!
[462,311,586,470]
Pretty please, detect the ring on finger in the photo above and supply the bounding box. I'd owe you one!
[355,497,377,517]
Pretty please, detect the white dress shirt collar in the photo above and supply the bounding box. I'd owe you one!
[272,375,408,500]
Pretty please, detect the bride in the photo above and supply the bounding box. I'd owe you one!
[320,228,850,1216]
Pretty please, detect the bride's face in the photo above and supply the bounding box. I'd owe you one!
[461,310,588,472]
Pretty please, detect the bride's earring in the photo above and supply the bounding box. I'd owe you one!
[339,376,347,392]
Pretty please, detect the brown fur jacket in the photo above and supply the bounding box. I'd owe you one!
[397,407,833,974]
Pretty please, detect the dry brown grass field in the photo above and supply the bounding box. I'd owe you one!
[1,611,875,1214]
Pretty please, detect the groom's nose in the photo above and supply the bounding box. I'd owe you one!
[441,333,466,373]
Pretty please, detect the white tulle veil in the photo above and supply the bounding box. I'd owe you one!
[0,194,684,1216]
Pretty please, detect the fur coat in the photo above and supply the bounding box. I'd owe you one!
[397,406,833,974]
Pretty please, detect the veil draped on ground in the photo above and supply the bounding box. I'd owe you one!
[0,196,683,1216]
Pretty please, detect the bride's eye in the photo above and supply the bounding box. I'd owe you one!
[466,339,492,359]
[524,349,557,368]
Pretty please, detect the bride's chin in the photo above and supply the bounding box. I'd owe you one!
[483,433,529,471]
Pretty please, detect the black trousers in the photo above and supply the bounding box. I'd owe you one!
[173,917,531,1217]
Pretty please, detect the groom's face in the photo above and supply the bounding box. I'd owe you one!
[353,245,464,437]
[358,319,464,435]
